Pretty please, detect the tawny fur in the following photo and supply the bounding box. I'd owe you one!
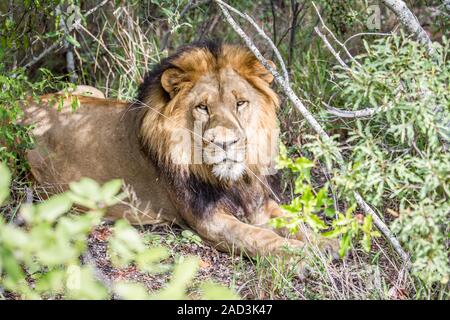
[21,42,337,258]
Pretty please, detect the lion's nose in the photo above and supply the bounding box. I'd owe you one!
[204,127,242,151]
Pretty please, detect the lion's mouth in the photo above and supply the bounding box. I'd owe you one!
[211,160,246,181]
[203,143,246,181]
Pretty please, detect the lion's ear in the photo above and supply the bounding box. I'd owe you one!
[161,68,185,96]
[255,60,276,84]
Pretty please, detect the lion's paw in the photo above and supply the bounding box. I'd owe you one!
[317,237,340,262]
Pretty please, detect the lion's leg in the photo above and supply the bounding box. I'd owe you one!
[250,199,339,258]
[183,210,306,258]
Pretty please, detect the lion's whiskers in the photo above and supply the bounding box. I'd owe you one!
[124,98,281,202]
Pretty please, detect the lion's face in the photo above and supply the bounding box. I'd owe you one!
[183,67,276,181]
[139,44,279,184]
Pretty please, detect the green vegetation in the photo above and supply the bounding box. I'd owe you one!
[0,163,238,299]
[297,35,449,288]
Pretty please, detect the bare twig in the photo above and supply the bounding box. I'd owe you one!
[22,0,110,70]
[216,0,289,86]
[56,4,78,83]
[287,1,302,72]
[311,2,362,69]
[343,32,395,46]
[270,0,277,47]
[324,102,380,118]
[380,0,435,56]
[314,27,349,70]
[323,87,402,119]
[215,0,410,265]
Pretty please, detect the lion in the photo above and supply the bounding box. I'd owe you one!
[21,41,337,260]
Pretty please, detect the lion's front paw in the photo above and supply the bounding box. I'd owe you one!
[317,237,340,262]
[294,226,340,262]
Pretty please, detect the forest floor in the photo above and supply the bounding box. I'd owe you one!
[86,222,410,300]
[3,176,411,300]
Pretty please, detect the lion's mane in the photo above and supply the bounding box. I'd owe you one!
[131,40,281,219]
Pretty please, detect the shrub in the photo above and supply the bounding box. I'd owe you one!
[300,34,449,291]
[0,163,238,300]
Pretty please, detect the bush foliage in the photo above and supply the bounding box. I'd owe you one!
[0,163,238,299]
[299,35,449,287]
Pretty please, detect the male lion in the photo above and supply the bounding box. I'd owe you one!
[22,41,337,260]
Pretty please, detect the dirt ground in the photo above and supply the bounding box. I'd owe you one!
[85,221,408,300]
[87,223,259,298]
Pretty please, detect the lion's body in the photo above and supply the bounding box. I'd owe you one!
[22,42,337,258]
[22,95,179,225]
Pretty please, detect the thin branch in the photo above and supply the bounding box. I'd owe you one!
[270,0,277,47]
[380,0,435,56]
[215,0,410,265]
[287,1,302,72]
[311,2,362,69]
[314,27,349,70]
[160,0,194,51]
[323,86,402,119]
[84,0,110,17]
[343,32,394,46]
[216,0,289,86]
[324,102,380,118]
[22,0,110,70]
[56,4,78,83]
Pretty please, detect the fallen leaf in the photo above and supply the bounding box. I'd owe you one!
[388,286,408,300]
[199,259,211,269]
[113,266,138,280]
[386,208,399,217]
[92,226,112,242]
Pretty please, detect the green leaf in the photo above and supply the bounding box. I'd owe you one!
[100,179,123,203]
[66,266,108,299]
[65,35,80,48]
[153,256,199,300]
[361,233,372,253]
[136,247,170,273]
[115,282,150,300]
[35,270,65,294]
[69,178,100,198]
[322,227,343,238]
[362,214,373,233]
[200,282,239,300]
[1,224,29,247]
[0,247,25,283]
[36,193,73,222]
[339,232,352,258]
[0,162,11,205]
[304,213,327,231]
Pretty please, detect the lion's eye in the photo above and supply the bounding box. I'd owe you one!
[196,104,208,114]
[236,100,248,110]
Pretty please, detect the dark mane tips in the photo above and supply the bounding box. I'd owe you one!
[134,39,223,106]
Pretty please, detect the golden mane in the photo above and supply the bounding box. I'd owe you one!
[133,41,279,187]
